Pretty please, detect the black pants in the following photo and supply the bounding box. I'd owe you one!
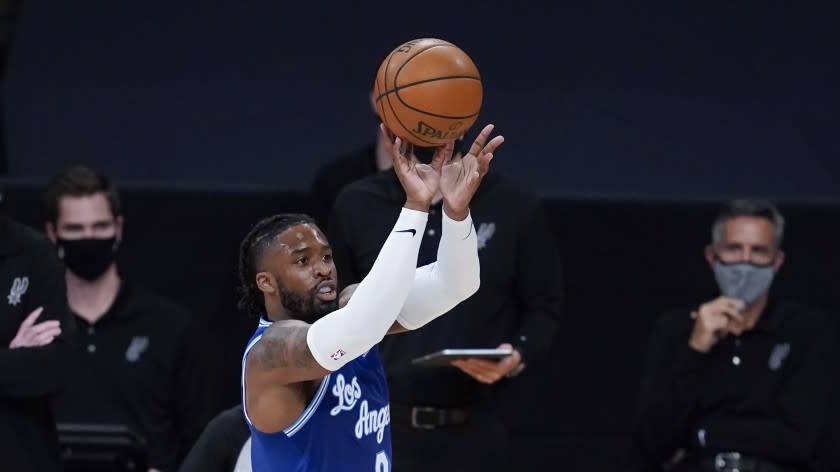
[390,405,510,472]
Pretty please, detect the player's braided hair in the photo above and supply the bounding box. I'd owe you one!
[237,213,316,317]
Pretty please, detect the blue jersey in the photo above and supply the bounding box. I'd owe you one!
[241,318,392,472]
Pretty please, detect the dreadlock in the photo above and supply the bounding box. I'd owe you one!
[237,213,317,317]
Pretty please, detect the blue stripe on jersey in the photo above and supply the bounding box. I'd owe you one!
[241,318,393,472]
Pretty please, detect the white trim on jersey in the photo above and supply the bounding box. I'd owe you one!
[241,331,332,436]
[241,334,264,427]
[283,374,330,436]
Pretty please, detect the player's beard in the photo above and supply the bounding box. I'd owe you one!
[278,280,338,323]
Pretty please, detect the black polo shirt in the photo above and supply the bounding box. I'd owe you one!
[0,216,72,472]
[631,298,838,470]
[328,170,563,407]
[53,280,210,471]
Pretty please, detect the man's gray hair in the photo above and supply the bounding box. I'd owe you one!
[711,199,785,248]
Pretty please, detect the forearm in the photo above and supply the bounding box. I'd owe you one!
[396,210,479,330]
[0,342,69,397]
[307,208,427,369]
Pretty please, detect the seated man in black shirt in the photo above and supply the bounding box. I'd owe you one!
[43,166,210,472]
[328,129,563,472]
[630,199,838,472]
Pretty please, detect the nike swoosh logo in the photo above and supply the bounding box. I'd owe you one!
[394,229,416,237]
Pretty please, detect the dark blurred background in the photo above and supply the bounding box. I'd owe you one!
[2,0,839,199]
[1,0,838,470]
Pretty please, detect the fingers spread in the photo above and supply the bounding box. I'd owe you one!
[467,124,495,157]
[482,135,505,156]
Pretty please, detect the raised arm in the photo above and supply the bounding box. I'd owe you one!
[391,124,504,333]
[245,128,442,432]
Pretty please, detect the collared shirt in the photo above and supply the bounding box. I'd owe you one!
[328,170,563,407]
[631,298,838,469]
[0,216,72,472]
[53,281,210,471]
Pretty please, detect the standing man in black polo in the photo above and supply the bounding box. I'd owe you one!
[0,208,72,471]
[328,133,563,472]
[43,166,211,471]
[630,199,838,472]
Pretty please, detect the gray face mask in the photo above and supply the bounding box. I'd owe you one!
[713,261,776,305]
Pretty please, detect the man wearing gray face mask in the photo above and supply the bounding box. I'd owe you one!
[628,199,838,472]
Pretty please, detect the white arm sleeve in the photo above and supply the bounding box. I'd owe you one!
[395,210,480,330]
[306,207,427,370]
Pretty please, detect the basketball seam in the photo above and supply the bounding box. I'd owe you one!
[374,75,481,102]
[383,42,444,146]
[396,44,481,119]
[394,79,482,120]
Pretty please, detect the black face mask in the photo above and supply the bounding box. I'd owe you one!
[57,237,119,281]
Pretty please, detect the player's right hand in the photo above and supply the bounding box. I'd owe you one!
[440,124,504,221]
[8,307,62,349]
[688,297,745,352]
[381,124,452,212]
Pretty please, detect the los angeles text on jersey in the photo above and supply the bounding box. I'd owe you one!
[330,373,390,444]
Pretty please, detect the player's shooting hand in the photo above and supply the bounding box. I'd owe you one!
[381,124,451,212]
[440,124,504,221]
[9,307,62,349]
[451,343,521,384]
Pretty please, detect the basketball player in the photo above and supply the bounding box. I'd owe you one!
[238,123,503,471]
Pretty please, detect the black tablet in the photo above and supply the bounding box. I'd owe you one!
[411,348,513,367]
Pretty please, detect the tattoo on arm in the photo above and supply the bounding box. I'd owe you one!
[252,324,318,370]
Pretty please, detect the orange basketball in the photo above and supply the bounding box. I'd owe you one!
[374,38,483,147]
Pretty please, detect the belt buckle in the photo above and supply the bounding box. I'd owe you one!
[715,452,748,472]
[410,406,439,430]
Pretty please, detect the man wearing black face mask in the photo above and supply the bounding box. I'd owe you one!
[43,166,212,472]
[629,199,838,472]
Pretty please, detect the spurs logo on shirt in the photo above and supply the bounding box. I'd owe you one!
[7,276,29,306]
[329,374,390,444]
[768,343,791,371]
[476,222,496,250]
[125,336,150,362]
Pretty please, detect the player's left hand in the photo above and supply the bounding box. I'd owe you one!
[451,343,521,384]
[440,124,504,221]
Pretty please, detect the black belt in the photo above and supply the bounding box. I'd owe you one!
[686,452,797,472]
[391,404,469,430]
